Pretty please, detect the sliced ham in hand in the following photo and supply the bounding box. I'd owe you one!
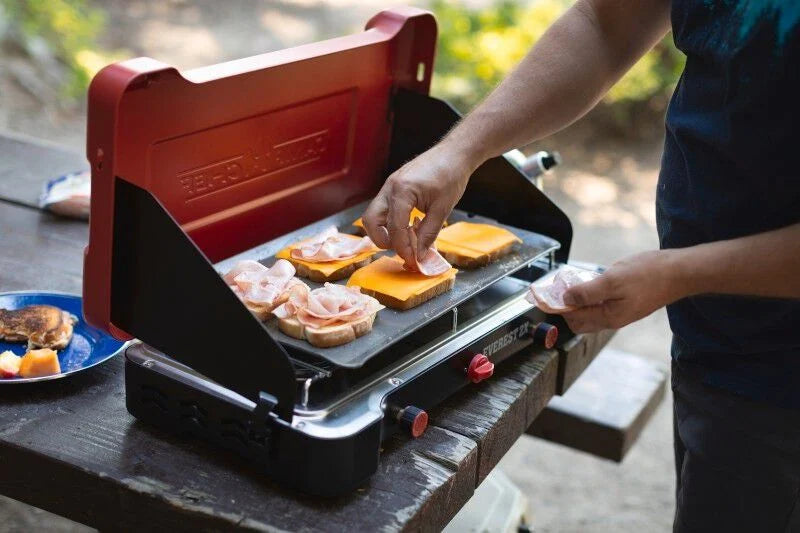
[291,225,377,262]
[223,259,307,309]
[273,283,384,330]
[403,218,452,276]
[526,265,601,313]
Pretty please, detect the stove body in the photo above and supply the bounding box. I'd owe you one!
[83,7,578,496]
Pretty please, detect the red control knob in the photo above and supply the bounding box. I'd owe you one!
[398,406,428,438]
[467,353,495,383]
[533,323,559,349]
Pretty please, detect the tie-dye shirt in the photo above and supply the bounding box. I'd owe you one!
[657,0,800,407]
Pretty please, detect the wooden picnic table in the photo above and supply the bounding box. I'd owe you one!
[0,131,615,532]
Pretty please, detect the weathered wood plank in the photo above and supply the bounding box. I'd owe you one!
[555,328,617,394]
[0,131,86,208]
[432,349,559,483]
[527,348,667,462]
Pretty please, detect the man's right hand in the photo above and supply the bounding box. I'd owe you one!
[362,142,478,266]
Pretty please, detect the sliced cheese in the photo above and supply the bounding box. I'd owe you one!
[347,256,457,302]
[435,222,521,258]
[352,208,443,229]
[276,234,378,276]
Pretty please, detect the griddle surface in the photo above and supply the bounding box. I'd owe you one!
[217,203,559,368]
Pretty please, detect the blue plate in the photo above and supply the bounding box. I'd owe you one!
[0,291,126,384]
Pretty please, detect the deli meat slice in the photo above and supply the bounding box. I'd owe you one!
[403,218,452,276]
[223,259,306,309]
[291,225,377,263]
[273,283,384,330]
[526,265,600,312]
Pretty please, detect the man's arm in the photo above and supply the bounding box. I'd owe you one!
[363,0,672,263]
[560,223,800,333]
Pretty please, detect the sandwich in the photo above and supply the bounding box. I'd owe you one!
[434,222,522,268]
[0,305,76,350]
[351,207,446,235]
[223,259,308,320]
[276,226,380,282]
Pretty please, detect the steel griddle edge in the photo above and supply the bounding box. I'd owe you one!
[216,202,560,368]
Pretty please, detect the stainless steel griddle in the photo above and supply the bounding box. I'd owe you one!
[216,202,560,368]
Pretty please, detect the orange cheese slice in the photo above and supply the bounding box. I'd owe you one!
[276,234,379,277]
[434,222,522,259]
[352,208,445,230]
[347,256,457,302]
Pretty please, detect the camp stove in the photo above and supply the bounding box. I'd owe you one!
[83,7,590,496]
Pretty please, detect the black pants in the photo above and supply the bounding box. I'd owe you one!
[672,362,800,532]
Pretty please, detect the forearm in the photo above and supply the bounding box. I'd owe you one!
[671,223,800,299]
[441,0,671,169]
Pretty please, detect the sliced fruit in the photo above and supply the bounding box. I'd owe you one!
[0,350,22,378]
[19,348,61,378]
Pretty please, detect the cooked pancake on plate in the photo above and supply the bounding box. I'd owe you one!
[0,304,76,349]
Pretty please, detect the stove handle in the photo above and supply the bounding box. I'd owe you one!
[504,149,561,190]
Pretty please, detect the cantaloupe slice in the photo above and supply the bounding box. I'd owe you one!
[19,348,61,378]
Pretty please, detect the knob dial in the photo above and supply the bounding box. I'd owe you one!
[398,406,428,438]
[532,322,559,349]
[467,353,495,383]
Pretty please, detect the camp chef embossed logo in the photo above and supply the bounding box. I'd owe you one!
[177,130,330,201]
[482,321,531,357]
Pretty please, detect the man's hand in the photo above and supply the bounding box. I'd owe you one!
[560,250,684,333]
[362,142,476,265]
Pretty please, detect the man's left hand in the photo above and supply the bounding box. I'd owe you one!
[560,250,685,333]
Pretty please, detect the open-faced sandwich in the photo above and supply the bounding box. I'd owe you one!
[276,226,380,282]
[223,259,309,320]
[351,207,446,235]
[273,283,384,348]
[434,222,522,269]
[0,304,76,350]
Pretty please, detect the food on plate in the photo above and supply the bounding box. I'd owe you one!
[18,348,61,379]
[347,255,457,310]
[0,305,76,349]
[351,207,446,235]
[272,283,384,348]
[401,218,453,276]
[434,222,522,268]
[525,265,601,313]
[0,351,22,378]
[223,259,308,320]
[276,226,380,282]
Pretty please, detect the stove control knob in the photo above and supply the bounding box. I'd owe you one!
[398,406,428,438]
[532,323,559,349]
[467,353,495,383]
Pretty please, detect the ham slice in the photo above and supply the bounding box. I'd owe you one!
[403,218,452,276]
[273,283,384,330]
[223,259,306,309]
[290,226,377,263]
[526,266,600,312]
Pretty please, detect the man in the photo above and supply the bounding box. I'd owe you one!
[362,0,800,531]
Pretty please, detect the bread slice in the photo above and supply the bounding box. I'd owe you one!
[286,256,374,283]
[351,208,444,236]
[347,256,457,310]
[277,313,377,348]
[434,222,521,269]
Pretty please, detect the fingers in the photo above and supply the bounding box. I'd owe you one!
[415,201,450,256]
[362,188,390,249]
[562,274,615,307]
[386,193,416,265]
[562,306,606,333]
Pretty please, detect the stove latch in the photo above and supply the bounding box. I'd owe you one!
[467,353,495,383]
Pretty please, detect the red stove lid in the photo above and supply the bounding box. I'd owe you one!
[83,8,436,337]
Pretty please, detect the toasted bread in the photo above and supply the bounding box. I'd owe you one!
[347,255,457,310]
[277,312,377,348]
[434,222,521,269]
[352,208,444,235]
[286,256,374,283]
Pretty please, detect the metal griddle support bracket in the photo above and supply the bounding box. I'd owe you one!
[110,178,296,421]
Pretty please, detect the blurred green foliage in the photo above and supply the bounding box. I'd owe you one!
[0,0,107,98]
[431,0,685,116]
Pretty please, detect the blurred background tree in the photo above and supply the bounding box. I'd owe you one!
[0,0,111,100]
[431,0,685,128]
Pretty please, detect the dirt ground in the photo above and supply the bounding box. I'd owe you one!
[0,1,675,531]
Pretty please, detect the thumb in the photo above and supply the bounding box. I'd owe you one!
[415,203,449,255]
[563,275,612,307]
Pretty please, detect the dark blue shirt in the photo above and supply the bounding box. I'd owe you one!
[658,0,800,407]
